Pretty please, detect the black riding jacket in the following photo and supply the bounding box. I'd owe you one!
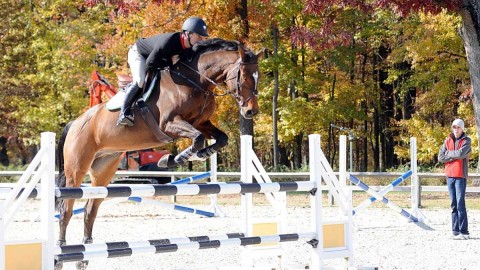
[135,32,185,70]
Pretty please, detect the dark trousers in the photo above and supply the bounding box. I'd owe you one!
[447,177,468,235]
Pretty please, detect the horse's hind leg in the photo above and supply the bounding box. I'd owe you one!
[76,152,123,270]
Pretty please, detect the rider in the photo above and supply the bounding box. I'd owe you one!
[117,16,209,126]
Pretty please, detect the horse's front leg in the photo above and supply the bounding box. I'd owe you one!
[157,118,206,168]
[75,153,122,270]
[55,198,75,270]
[75,198,103,270]
[188,120,228,161]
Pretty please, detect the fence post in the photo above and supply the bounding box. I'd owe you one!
[41,132,55,270]
[410,137,425,223]
[308,134,323,269]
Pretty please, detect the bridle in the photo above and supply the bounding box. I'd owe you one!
[177,58,258,106]
[223,60,259,106]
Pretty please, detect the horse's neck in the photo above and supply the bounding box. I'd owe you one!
[198,53,238,84]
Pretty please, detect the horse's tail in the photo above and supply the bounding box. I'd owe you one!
[55,121,73,212]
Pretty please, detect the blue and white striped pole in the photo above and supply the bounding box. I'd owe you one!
[349,175,419,222]
[353,170,412,215]
[127,197,214,217]
[169,172,211,185]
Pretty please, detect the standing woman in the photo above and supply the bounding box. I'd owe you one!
[438,119,471,240]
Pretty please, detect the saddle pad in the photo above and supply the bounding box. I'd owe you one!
[105,90,126,111]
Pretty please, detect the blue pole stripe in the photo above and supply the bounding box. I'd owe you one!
[170,172,211,185]
[174,205,194,214]
[127,197,142,203]
[390,170,412,187]
[400,209,418,222]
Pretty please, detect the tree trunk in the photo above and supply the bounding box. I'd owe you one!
[272,26,280,170]
[237,0,254,138]
[236,0,249,40]
[372,52,380,172]
[294,133,303,169]
[459,1,480,172]
[361,53,368,172]
[378,46,395,169]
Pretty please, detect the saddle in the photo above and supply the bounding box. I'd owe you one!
[117,74,132,89]
[106,71,159,111]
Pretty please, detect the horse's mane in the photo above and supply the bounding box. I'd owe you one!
[192,38,240,54]
[179,38,255,62]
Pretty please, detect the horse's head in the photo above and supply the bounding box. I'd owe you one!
[224,47,263,119]
[186,39,264,120]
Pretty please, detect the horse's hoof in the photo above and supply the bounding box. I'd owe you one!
[157,154,177,169]
[76,260,89,270]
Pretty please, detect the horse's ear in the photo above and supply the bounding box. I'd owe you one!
[238,46,246,61]
[256,48,266,61]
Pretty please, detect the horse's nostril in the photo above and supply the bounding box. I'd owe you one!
[245,110,258,119]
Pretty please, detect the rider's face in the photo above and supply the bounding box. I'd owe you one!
[189,32,205,45]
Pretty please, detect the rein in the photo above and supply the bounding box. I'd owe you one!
[168,68,212,117]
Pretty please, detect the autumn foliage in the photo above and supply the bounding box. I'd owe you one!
[0,0,476,172]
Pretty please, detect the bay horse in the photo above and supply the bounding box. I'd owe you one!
[55,38,263,269]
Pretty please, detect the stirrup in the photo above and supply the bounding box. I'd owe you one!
[117,113,134,127]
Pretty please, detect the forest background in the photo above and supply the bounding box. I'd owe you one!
[0,0,478,175]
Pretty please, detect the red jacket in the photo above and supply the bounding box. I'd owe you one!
[439,133,471,178]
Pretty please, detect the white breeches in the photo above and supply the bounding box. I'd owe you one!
[128,44,146,88]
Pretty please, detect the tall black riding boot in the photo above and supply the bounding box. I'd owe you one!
[117,83,141,126]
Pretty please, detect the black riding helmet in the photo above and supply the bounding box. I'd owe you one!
[182,17,209,37]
